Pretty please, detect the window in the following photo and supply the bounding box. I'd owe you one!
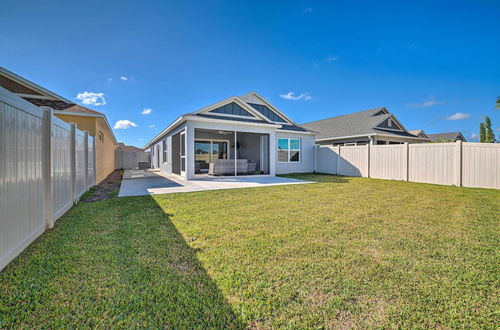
[387,118,392,127]
[98,131,104,143]
[162,140,167,163]
[277,138,300,162]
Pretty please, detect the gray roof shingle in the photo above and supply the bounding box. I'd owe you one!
[301,107,402,140]
[427,132,466,142]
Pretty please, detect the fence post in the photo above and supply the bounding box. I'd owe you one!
[43,108,54,228]
[366,144,370,178]
[336,145,341,175]
[404,143,409,181]
[83,131,89,190]
[455,140,462,187]
[93,137,97,186]
[70,123,76,203]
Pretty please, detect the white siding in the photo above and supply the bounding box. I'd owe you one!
[276,132,316,174]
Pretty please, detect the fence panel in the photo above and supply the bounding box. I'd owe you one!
[51,117,73,221]
[409,143,458,185]
[315,146,338,174]
[75,130,86,199]
[370,144,407,181]
[87,136,95,189]
[462,143,500,189]
[0,88,46,271]
[115,150,150,169]
[338,145,369,177]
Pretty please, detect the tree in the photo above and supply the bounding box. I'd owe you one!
[497,96,500,110]
[484,116,495,143]
[479,122,486,142]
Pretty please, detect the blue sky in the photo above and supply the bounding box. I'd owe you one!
[1,0,499,145]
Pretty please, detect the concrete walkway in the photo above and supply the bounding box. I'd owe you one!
[118,170,313,197]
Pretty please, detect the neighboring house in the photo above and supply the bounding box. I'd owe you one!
[144,92,316,179]
[409,129,430,140]
[427,132,466,142]
[115,143,150,170]
[116,142,145,152]
[0,66,117,183]
[302,107,429,145]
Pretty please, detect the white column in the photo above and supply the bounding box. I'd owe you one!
[234,131,237,176]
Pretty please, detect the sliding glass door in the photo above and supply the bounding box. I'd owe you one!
[195,140,229,174]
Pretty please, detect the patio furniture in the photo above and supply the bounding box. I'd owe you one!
[247,162,256,174]
[208,159,248,175]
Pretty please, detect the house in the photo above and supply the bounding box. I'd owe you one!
[0,66,117,183]
[144,92,316,179]
[427,132,466,142]
[116,142,145,152]
[409,129,430,140]
[302,107,429,145]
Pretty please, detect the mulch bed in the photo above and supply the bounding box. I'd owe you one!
[82,170,123,202]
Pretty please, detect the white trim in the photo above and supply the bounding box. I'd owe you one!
[185,115,281,128]
[0,66,72,103]
[202,112,261,120]
[316,132,428,142]
[276,129,315,135]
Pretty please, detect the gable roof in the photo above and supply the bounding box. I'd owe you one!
[0,66,117,143]
[302,107,427,141]
[0,66,72,103]
[427,132,466,142]
[240,92,298,125]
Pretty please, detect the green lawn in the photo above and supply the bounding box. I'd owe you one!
[0,174,498,328]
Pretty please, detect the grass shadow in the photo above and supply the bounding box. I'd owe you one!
[0,195,244,328]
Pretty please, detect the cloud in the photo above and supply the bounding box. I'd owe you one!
[75,92,106,106]
[113,120,138,129]
[445,112,471,120]
[141,108,152,115]
[120,76,128,81]
[280,92,312,101]
[470,133,478,140]
[148,124,156,128]
[407,95,444,108]
[326,55,339,62]
[303,7,314,13]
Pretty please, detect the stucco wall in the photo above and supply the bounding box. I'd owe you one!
[95,118,116,183]
[276,132,316,174]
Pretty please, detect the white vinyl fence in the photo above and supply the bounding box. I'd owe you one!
[0,87,96,271]
[115,149,150,169]
[316,141,500,189]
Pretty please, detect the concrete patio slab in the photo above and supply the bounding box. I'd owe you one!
[118,170,313,197]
